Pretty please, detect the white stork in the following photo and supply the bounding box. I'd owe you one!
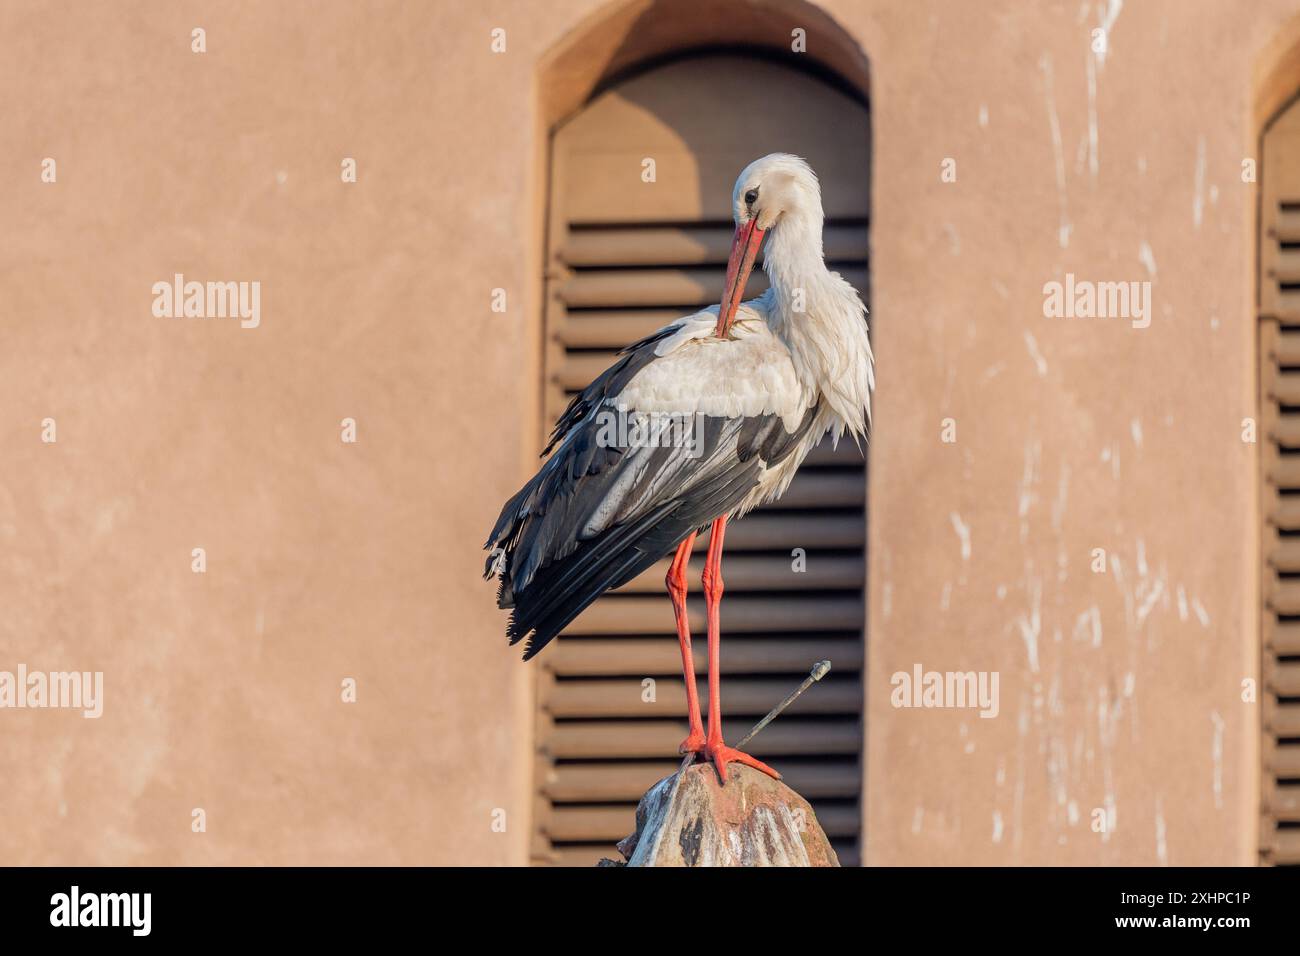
[485,154,874,783]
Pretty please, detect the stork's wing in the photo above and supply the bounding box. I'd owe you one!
[484,309,821,660]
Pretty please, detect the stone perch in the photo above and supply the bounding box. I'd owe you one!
[605,763,840,867]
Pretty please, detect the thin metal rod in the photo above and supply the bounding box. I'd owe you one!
[676,660,832,775]
[735,660,832,750]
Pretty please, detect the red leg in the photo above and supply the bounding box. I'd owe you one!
[666,531,705,755]
[701,516,780,784]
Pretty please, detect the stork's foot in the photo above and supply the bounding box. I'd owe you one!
[703,737,781,785]
[677,728,707,756]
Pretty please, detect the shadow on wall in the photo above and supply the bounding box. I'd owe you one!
[596,51,871,224]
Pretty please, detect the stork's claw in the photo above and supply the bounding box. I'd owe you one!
[703,737,781,785]
[678,729,706,755]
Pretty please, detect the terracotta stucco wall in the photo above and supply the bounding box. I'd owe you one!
[0,0,580,866]
[0,0,1294,865]
[856,0,1294,865]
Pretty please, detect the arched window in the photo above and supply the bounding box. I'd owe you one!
[534,51,871,865]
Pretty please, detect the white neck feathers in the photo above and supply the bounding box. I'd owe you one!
[759,209,875,444]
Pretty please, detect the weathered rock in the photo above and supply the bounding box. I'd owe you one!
[614,763,840,867]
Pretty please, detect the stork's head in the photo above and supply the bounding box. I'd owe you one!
[719,153,822,332]
[731,153,821,231]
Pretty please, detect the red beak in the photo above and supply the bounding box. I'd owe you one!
[714,219,766,336]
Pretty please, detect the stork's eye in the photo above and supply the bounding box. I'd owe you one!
[744,188,759,206]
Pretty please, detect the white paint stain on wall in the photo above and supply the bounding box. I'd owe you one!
[1085,52,1099,178]
[1095,0,1123,70]
[1019,442,1042,543]
[950,512,972,561]
[1051,464,1070,533]
[1139,240,1158,279]
[1039,54,1071,248]
[1192,135,1206,228]
[1155,796,1168,865]
[1018,577,1043,674]
[1073,605,1102,648]
[1191,598,1210,628]
[1135,577,1165,628]
[1024,331,1048,378]
[1101,443,1121,479]
[943,222,961,255]
[1210,710,1224,810]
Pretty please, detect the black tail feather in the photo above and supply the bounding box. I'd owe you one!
[505,465,764,660]
[507,502,683,660]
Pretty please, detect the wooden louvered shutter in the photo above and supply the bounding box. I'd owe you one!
[1261,94,1300,866]
[533,54,871,866]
